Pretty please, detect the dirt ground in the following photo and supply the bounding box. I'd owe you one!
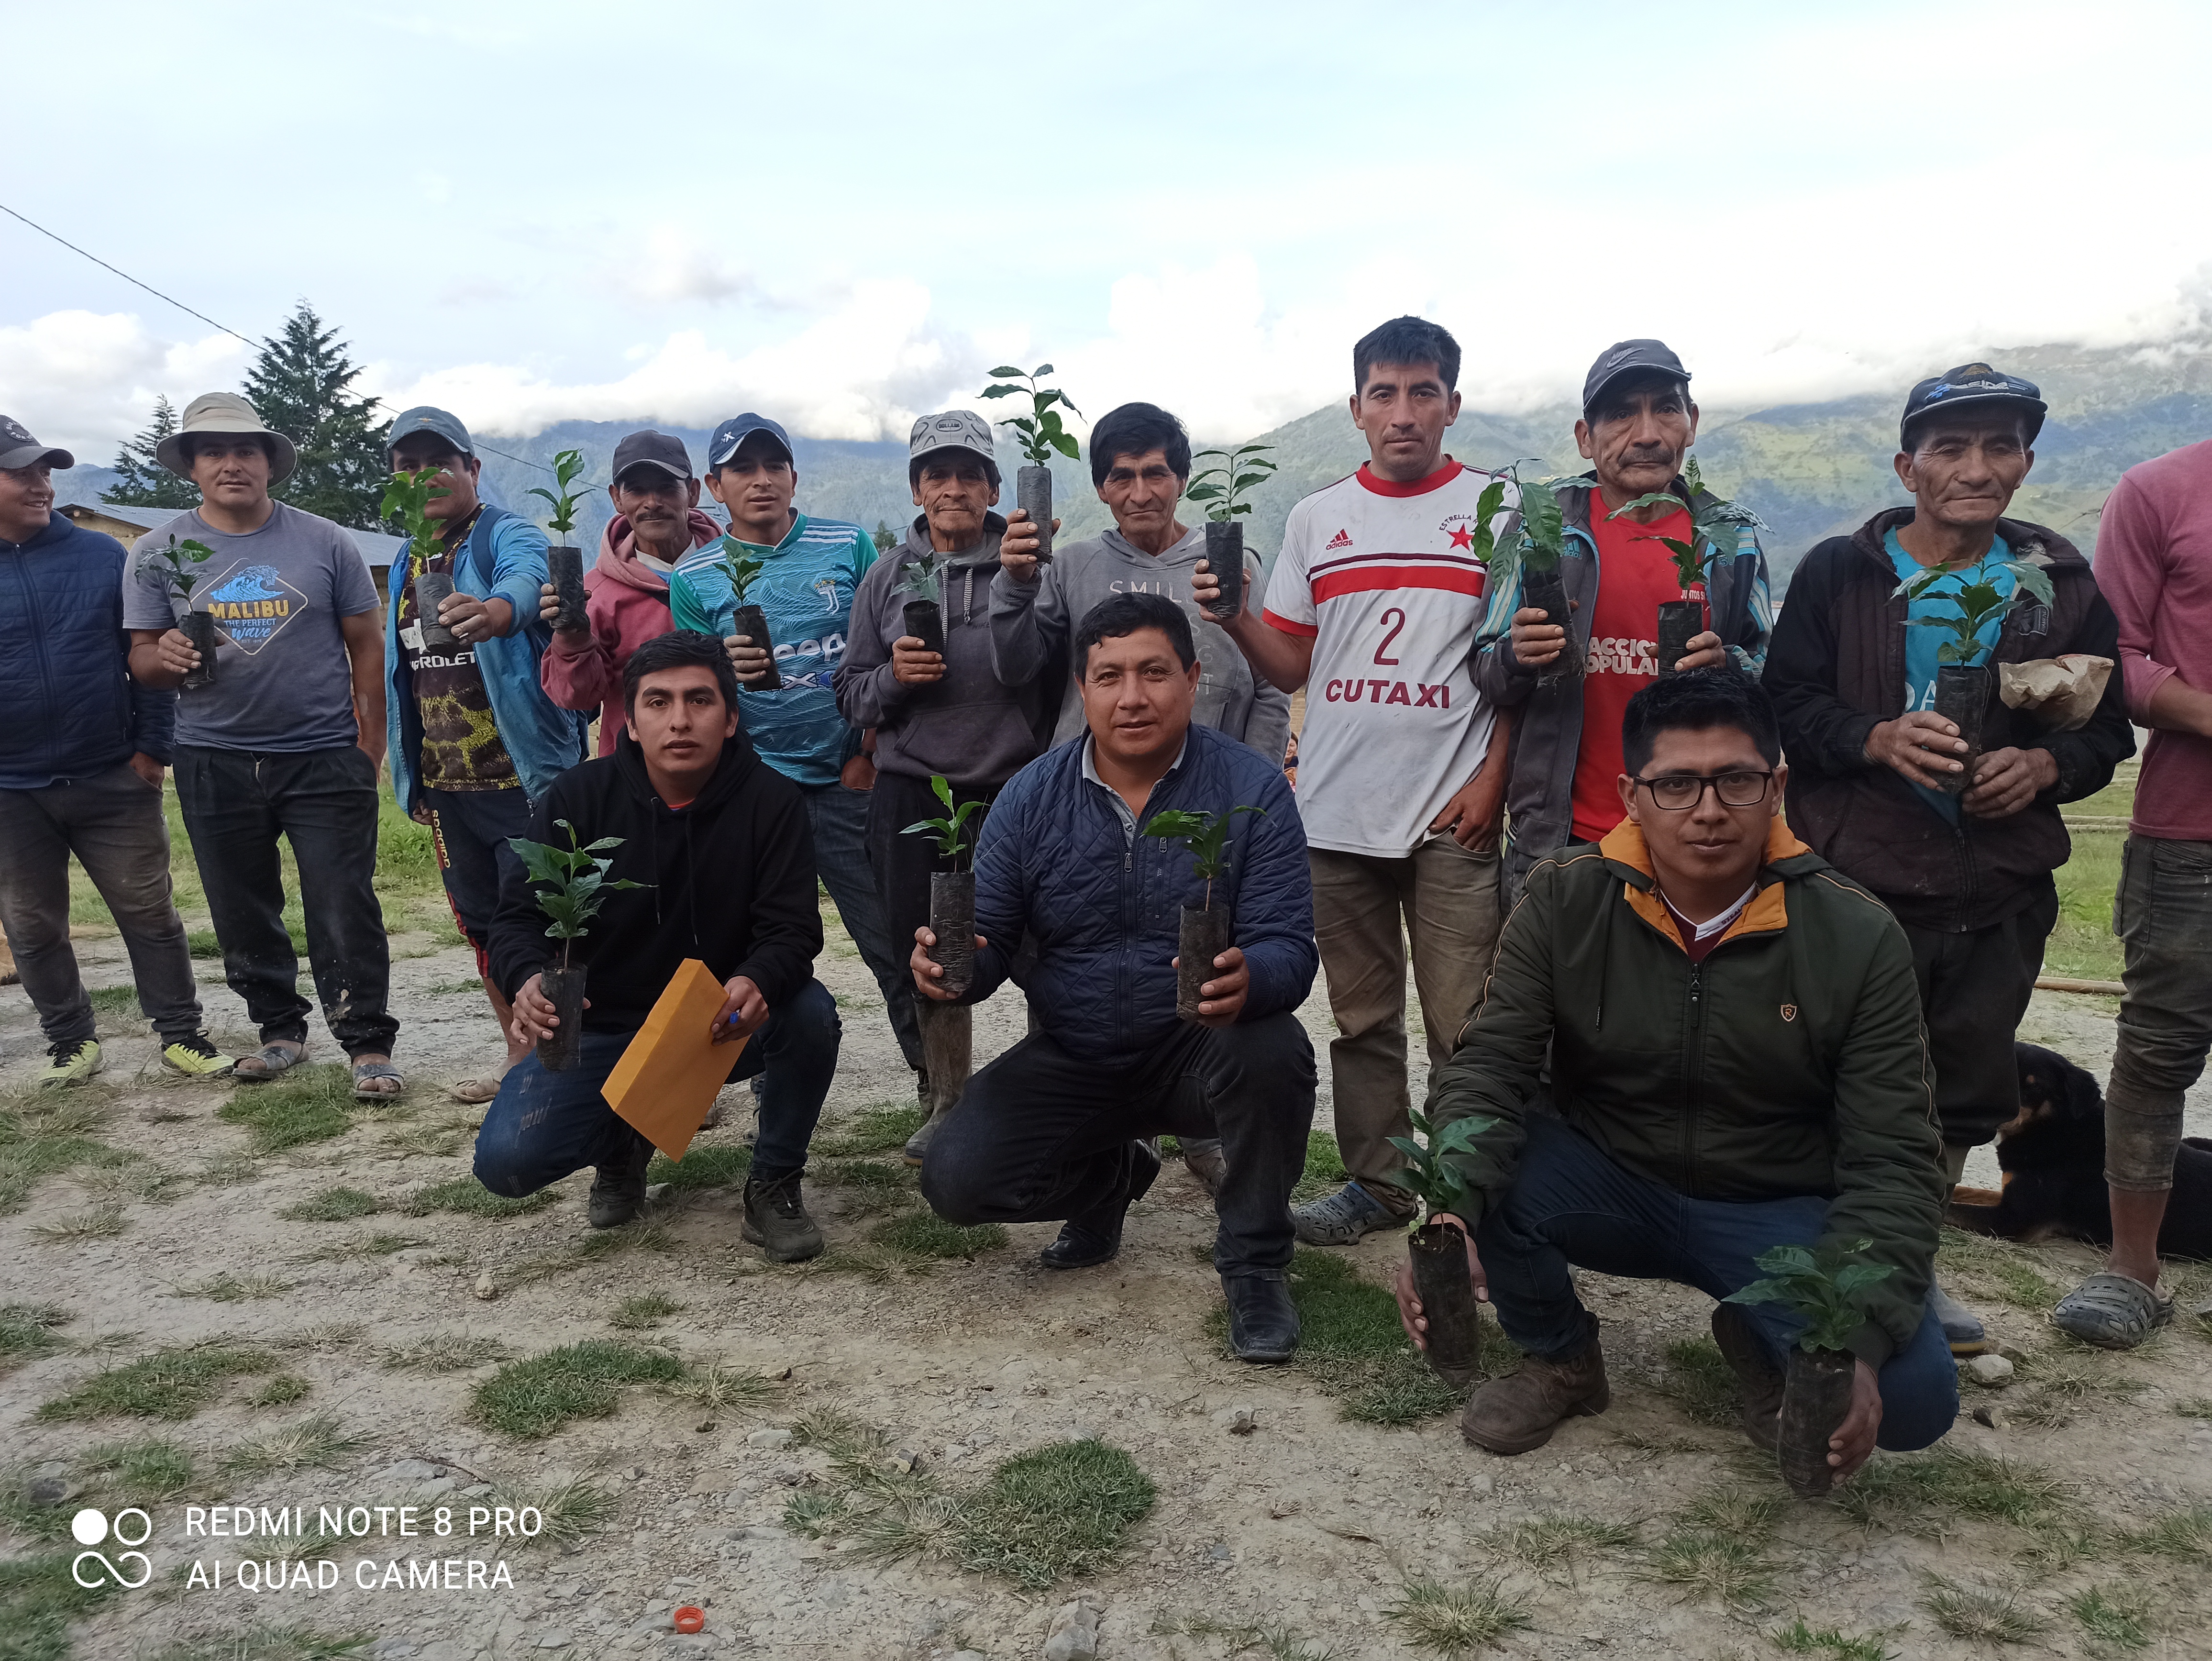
[3,892,2209,1661]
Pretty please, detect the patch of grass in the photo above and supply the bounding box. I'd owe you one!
[608,1293,681,1330]
[2012,1519,2110,1572]
[169,1272,293,1303]
[408,1176,555,1218]
[0,1551,116,1661]
[2176,1396,2212,1420]
[948,1439,1156,1590]
[1383,1577,1533,1657]
[196,1151,262,1187]
[245,1373,312,1407]
[869,1210,1007,1259]
[217,1065,357,1152]
[1679,1485,1783,1538]
[1767,1619,1896,1659]
[0,1095,130,1214]
[784,1488,849,1537]
[1919,1574,2044,1644]
[2013,1350,2147,1428]
[1835,1447,2072,1537]
[1290,1129,1349,1205]
[379,1115,479,1158]
[647,1142,753,1190]
[188,929,224,958]
[0,1304,70,1374]
[1636,1530,1778,1613]
[2119,1503,2212,1561]
[295,1231,428,1263]
[1654,1335,1739,1426]
[144,1626,372,1661]
[31,1202,127,1241]
[666,1360,785,1414]
[814,1102,924,1157]
[278,1186,381,1221]
[1936,1226,2062,1310]
[88,984,141,1013]
[471,1340,686,1439]
[427,979,483,996]
[492,1477,617,1544]
[378,1333,512,1373]
[1152,1615,1338,1661]
[225,1413,363,1474]
[1476,1514,1636,1583]
[2069,1583,2152,1652]
[82,1438,197,1502]
[37,1343,278,1422]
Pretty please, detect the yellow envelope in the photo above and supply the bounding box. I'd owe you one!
[600,958,745,1161]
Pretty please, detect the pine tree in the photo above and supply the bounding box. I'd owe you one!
[242,300,392,529]
[104,395,200,509]
[873,518,897,554]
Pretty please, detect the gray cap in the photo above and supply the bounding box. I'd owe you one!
[610,430,696,485]
[907,409,998,484]
[388,406,475,460]
[0,414,72,471]
[1581,339,1692,415]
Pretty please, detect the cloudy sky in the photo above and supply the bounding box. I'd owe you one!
[6,0,2211,461]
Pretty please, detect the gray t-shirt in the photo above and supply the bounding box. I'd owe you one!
[120,503,381,753]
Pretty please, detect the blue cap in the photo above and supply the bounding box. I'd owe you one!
[1900,364,2046,449]
[707,412,794,468]
[388,406,474,460]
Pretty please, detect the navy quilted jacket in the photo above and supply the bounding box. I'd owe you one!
[967,722,1316,1066]
[0,515,176,789]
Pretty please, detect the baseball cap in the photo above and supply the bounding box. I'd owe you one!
[907,409,999,485]
[387,406,474,461]
[1899,364,2047,449]
[610,430,696,485]
[0,414,73,471]
[707,413,794,469]
[1581,339,1693,415]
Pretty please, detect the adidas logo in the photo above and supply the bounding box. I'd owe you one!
[1324,529,1353,551]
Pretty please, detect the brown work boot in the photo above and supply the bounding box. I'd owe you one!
[1460,1330,1610,1454]
[1710,1303,1784,1452]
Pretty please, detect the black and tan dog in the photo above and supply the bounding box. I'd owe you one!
[1947,1042,2212,1260]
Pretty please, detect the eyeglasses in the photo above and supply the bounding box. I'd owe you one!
[1633,770,1774,810]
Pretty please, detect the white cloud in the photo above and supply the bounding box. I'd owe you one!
[597,226,759,307]
[0,310,245,458]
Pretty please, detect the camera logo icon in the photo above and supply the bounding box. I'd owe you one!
[71,1507,154,1589]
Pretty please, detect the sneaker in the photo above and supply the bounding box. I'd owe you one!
[160,1032,235,1079]
[1040,1141,1161,1269]
[35,1039,103,1088]
[1291,1179,1403,1246]
[742,1171,825,1262]
[1928,1280,1990,1355]
[587,1135,655,1229]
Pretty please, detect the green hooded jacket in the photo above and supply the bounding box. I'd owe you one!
[1427,817,1943,1365]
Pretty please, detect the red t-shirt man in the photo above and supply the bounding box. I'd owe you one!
[1567,503,1698,843]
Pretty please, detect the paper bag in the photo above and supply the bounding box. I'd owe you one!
[1999,653,2112,732]
[600,958,744,1162]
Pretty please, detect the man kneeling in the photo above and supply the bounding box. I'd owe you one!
[477,631,840,1259]
[1396,670,1957,1476]
[915,593,1318,1361]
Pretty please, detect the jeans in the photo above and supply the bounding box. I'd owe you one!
[0,763,202,1045]
[804,780,922,1071]
[2107,835,2212,1190]
[1901,883,2058,1151]
[423,786,532,972]
[172,744,396,1057]
[474,978,842,1193]
[920,1010,1316,1274]
[1309,838,1502,1208]
[1480,1112,1957,1451]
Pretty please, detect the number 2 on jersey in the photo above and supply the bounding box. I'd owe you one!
[1373,607,1405,666]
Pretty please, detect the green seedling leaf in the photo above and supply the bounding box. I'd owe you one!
[139,534,217,603]
[1723,1237,1894,1353]
[901,775,985,867]
[1140,805,1263,909]
[979,363,1084,467]
[382,465,454,565]
[526,448,591,537]
[898,550,944,607]
[1187,443,1279,525]
[1893,555,2050,670]
[1387,1107,1499,1221]
[507,819,646,962]
[718,548,767,610]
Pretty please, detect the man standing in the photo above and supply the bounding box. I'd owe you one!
[0,415,228,1083]
[2049,433,2212,1348]
[122,393,401,1097]
[665,412,921,1083]
[1397,671,1955,1469]
[992,399,1291,1194]
[837,412,1053,1161]
[539,431,719,752]
[917,594,1317,1361]
[1765,365,2134,1351]
[385,408,588,1103]
[1195,317,1512,1245]
[1473,341,1773,906]
[479,632,840,1258]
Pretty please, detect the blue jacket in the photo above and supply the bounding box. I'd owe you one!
[0,514,175,789]
[966,722,1316,1066]
[385,506,589,812]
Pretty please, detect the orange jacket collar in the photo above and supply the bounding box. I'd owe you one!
[1597,817,1809,952]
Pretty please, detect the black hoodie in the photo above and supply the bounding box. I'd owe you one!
[489,727,823,1034]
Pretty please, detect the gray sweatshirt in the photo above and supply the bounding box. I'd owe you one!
[834,512,1051,787]
[988,524,1292,763]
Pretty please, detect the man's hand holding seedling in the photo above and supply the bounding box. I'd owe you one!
[1172,944,1249,1027]
[711,975,767,1044]
[1827,1361,1882,1478]
[996,509,1061,584]
[909,926,984,1000]
[509,972,587,1045]
[1863,711,1969,788]
[723,633,774,685]
[435,589,510,646]
[1392,1217,1490,1349]
[152,627,205,680]
[891,637,946,685]
[1960,745,2057,819]
[537,581,590,639]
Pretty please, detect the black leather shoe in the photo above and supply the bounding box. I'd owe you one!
[1223,1273,1300,1363]
[1038,1141,1160,1269]
[587,1133,655,1229]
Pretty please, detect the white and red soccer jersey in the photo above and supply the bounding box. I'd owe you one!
[1261,458,1511,858]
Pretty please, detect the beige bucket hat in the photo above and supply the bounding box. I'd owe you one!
[156,392,299,485]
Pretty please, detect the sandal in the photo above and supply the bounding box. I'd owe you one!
[351,1060,406,1101]
[2051,1272,2174,1350]
[232,1041,306,1083]
[446,1078,502,1106]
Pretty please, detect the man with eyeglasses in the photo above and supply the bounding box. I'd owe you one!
[1393,670,1955,1476]
[1764,366,2133,1353]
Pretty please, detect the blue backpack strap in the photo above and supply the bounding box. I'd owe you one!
[462,504,512,596]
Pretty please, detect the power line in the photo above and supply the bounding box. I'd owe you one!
[1,199,553,475]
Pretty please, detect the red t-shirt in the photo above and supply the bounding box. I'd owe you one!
[1569,503,1699,844]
